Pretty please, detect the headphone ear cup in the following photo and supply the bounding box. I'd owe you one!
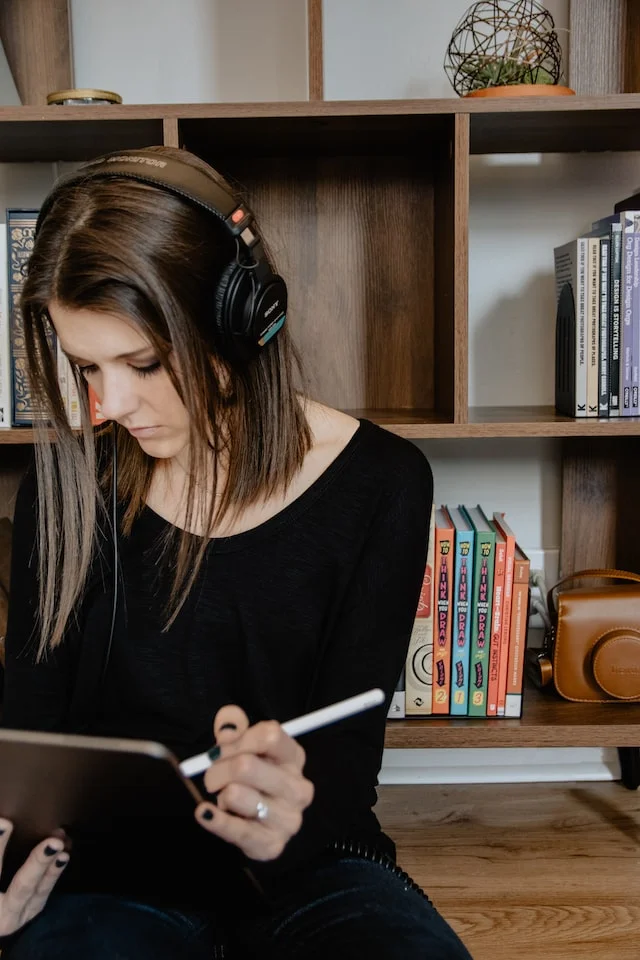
[214,261,238,343]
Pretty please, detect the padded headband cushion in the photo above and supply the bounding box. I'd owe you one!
[37,151,241,236]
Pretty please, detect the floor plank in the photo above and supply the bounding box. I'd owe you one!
[376,781,640,960]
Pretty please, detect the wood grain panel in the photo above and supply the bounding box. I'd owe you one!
[376,781,640,960]
[0,0,72,105]
[162,118,181,148]
[202,154,436,411]
[0,119,165,163]
[569,0,625,95]
[307,0,323,100]
[0,448,31,520]
[561,437,640,576]
[432,115,468,422]
[625,0,640,92]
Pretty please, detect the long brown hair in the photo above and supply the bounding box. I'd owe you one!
[21,145,311,660]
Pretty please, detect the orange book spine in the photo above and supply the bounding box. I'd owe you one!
[432,513,454,714]
[486,532,506,717]
[88,385,106,426]
[493,513,516,717]
[505,547,530,718]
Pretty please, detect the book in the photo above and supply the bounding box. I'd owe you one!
[486,515,507,718]
[492,512,516,717]
[431,507,454,715]
[445,505,474,716]
[586,236,600,417]
[590,216,622,416]
[387,666,406,719]
[593,210,640,417]
[597,234,610,417]
[88,384,106,426]
[554,237,587,417]
[405,507,435,715]
[7,210,42,425]
[0,228,10,427]
[462,505,496,717]
[505,543,531,718]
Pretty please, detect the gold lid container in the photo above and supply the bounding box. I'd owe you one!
[47,88,123,105]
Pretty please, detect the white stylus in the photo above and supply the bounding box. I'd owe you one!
[179,687,385,778]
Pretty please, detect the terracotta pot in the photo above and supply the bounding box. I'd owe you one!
[464,84,575,98]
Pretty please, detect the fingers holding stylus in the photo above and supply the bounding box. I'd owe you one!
[195,709,314,861]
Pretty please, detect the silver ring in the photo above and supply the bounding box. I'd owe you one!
[255,800,269,822]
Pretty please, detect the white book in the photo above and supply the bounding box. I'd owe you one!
[554,237,587,417]
[586,237,600,417]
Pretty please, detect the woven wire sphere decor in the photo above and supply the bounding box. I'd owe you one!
[444,0,563,97]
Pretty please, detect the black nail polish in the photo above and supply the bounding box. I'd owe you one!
[44,845,58,857]
[219,723,237,732]
[207,745,221,763]
[55,858,68,868]
[201,808,214,821]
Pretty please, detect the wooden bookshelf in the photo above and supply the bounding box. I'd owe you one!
[385,683,640,749]
[0,94,638,762]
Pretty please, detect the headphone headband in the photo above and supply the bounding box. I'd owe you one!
[36,148,287,360]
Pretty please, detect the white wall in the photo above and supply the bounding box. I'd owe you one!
[70,0,308,103]
[323,0,570,101]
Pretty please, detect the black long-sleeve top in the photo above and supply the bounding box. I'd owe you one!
[2,418,433,908]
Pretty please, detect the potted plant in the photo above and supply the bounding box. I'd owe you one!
[444,0,574,98]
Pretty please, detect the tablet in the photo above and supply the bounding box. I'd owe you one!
[0,727,205,887]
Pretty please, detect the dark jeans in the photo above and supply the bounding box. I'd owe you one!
[3,855,473,959]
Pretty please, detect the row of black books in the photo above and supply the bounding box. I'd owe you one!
[554,188,640,418]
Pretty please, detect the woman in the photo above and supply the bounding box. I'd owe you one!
[0,146,472,959]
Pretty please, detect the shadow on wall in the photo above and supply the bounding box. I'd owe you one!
[211,0,307,102]
[470,271,557,408]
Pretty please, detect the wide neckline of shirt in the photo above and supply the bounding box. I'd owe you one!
[137,417,373,553]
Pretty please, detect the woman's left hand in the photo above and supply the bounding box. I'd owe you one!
[194,705,314,861]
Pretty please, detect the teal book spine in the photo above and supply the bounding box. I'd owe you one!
[462,505,496,717]
[445,506,474,716]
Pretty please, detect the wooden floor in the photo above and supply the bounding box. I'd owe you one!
[376,781,640,960]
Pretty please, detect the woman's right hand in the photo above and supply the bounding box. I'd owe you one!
[0,819,69,938]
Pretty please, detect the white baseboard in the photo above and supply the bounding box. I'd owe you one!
[379,747,621,784]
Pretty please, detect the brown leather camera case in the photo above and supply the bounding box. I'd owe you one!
[547,569,640,703]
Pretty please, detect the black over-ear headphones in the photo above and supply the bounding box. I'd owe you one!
[35,148,288,362]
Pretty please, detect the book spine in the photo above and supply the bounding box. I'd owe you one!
[468,535,495,717]
[0,230,10,427]
[68,369,81,427]
[7,211,41,425]
[486,537,506,717]
[587,237,600,417]
[56,338,70,422]
[609,224,622,416]
[496,530,515,717]
[576,238,587,417]
[405,510,435,715]
[432,524,453,715]
[622,232,634,415]
[387,667,405,719]
[450,533,473,716]
[505,558,531,718]
[598,235,609,417]
[88,384,106,425]
[633,234,640,416]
